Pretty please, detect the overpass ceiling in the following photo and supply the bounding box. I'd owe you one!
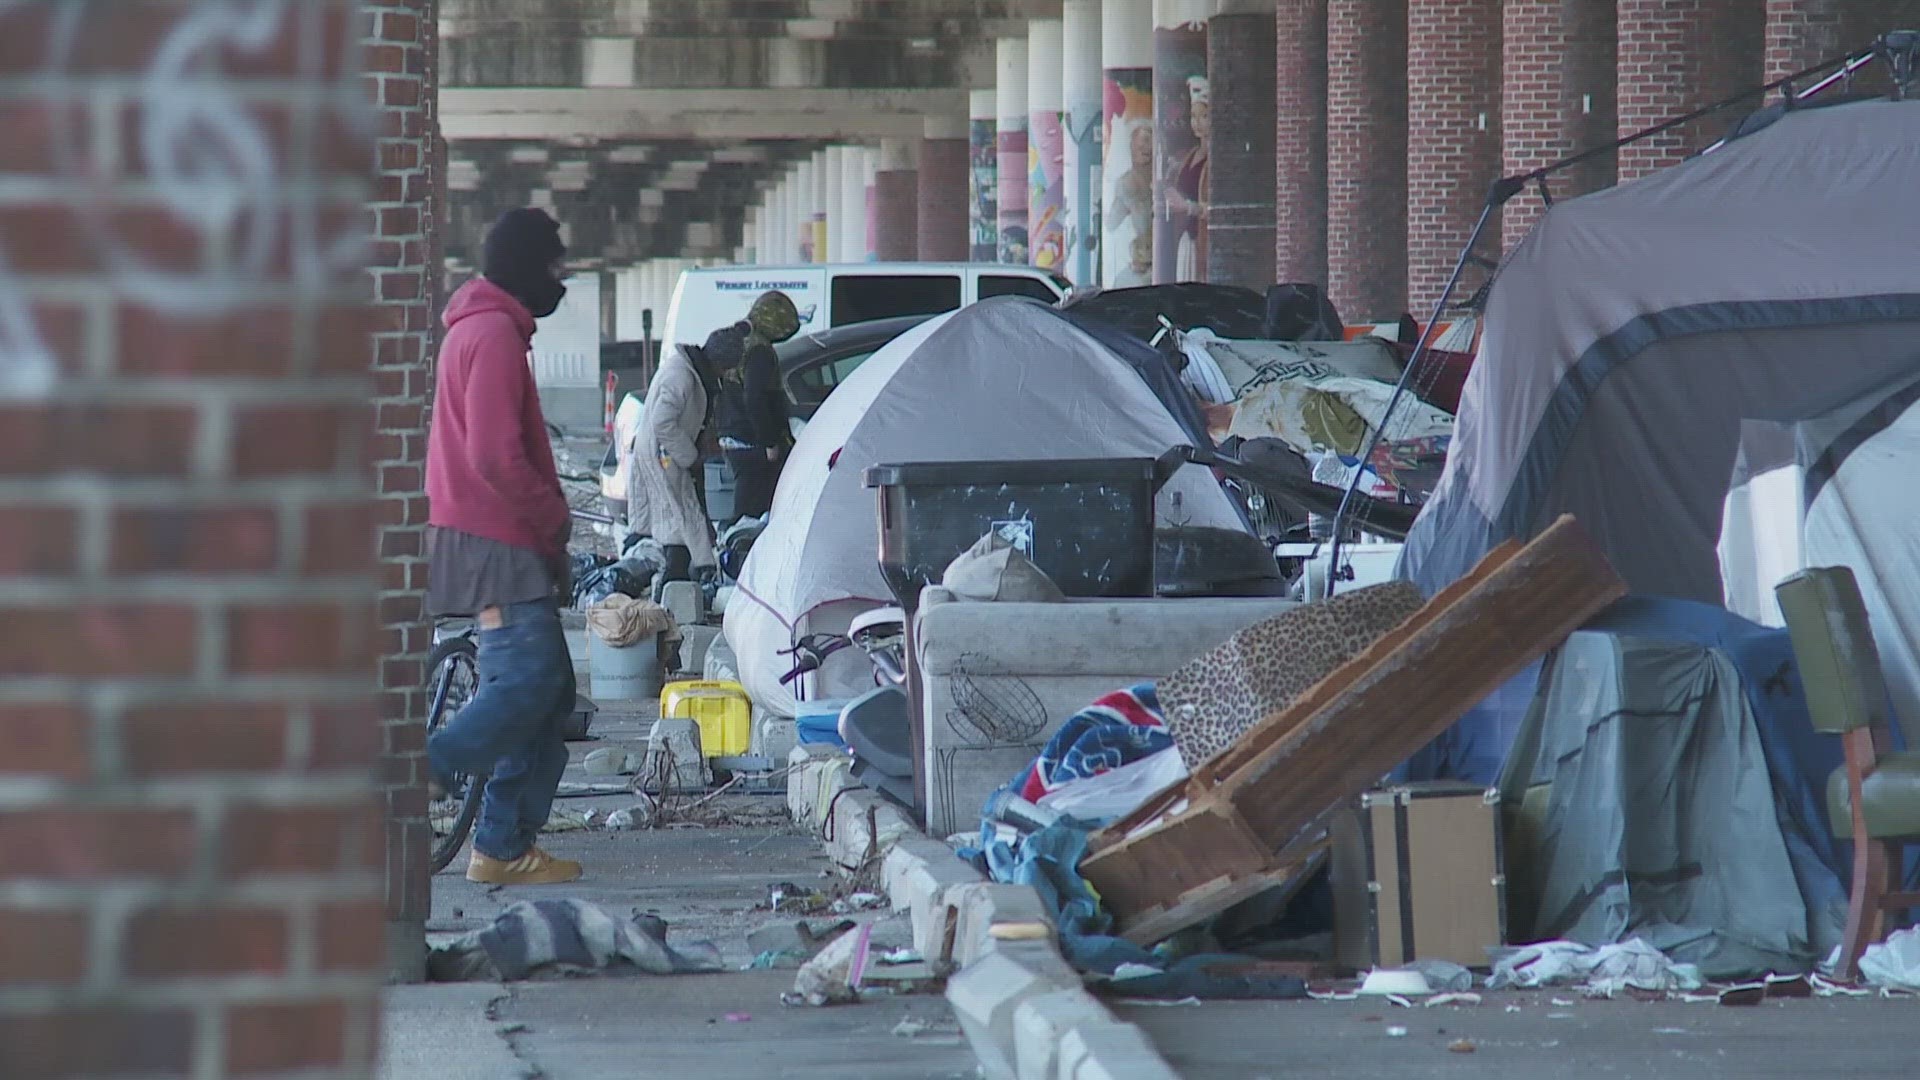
[438,1,1065,263]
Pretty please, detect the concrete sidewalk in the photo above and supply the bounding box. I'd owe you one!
[1117,990,1920,1079]
[380,704,973,1080]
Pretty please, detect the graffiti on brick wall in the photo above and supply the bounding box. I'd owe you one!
[1,0,371,396]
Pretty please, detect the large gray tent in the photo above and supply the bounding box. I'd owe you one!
[1401,97,1920,741]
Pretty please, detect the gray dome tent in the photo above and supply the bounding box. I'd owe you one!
[1401,97,1920,739]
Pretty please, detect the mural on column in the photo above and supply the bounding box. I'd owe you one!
[1153,22,1209,283]
[969,117,999,261]
[1029,108,1066,271]
[998,123,1030,264]
[1101,69,1154,287]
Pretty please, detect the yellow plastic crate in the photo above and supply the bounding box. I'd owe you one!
[659,679,752,758]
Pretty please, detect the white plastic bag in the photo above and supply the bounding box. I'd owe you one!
[1034,747,1189,824]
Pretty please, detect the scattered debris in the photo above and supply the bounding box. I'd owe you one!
[1115,996,1203,1007]
[1653,1027,1691,1035]
[1112,962,1165,982]
[1810,974,1872,997]
[1765,974,1812,998]
[1408,959,1475,993]
[1854,927,1920,993]
[1384,994,1415,1009]
[786,925,873,1007]
[892,1018,932,1038]
[988,922,1051,942]
[604,798,657,831]
[539,807,593,833]
[745,950,807,970]
[1385,1026,1408,1038]
[1488,939,1703,998]
[583,747,641,777]
[1447,1039,1477,1054]
[748,920,819,957]
[426,899,722,982]
[1359,968,1434,997]
[1718,984,1766,1007]
[831,891,885,914]
[1425,993,1482,1008]
[879,948,923,966]
[1550,998,1574,1007]
[723,1012,751,1023]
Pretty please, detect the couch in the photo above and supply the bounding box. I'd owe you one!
[913,586,1300,836]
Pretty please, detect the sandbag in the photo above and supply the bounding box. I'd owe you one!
[941,532,1066,604]
[586,595,679,648]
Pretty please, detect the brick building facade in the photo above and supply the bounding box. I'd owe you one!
[1292,0,1918,321]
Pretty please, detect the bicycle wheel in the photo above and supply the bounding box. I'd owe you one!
[425,636,484,873]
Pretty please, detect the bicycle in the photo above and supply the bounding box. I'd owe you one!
[425,620,482,873]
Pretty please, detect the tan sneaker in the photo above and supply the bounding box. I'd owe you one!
[466,846,583,885]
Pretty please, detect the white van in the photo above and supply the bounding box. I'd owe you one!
[658,262,1069,352]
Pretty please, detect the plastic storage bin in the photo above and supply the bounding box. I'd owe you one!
[659,679,752,758]
[794,698,850,749]
[864,457,1162,608]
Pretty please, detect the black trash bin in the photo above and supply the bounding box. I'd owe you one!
[864,456,1172,610]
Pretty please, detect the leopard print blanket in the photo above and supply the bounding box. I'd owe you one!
[1158,581,1427,771]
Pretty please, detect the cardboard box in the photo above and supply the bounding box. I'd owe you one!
[1331,781,1506,971]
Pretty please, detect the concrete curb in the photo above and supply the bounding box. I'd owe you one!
[788,745,1182,1080]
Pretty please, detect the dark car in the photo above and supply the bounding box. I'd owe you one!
[778,314,933,422]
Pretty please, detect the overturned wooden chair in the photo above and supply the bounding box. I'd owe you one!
[1776,566,1920,982]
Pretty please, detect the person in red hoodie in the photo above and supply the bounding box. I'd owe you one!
[424,208,583,885]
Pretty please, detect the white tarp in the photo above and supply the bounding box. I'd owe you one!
[725,299,1245,716]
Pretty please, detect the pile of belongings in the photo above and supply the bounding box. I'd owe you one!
[584,594,679,649]
[1177,329,1456,506]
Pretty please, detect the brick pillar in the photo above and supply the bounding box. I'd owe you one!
[918,134,970,261]
[1405,0,1501,315]
[1326,0,1408,322]
[0,2,384,1077]
[1502,0,1617,250]
[1206,7,1278,291]
[365,0,439,982]
[1274,0,1329,286]
[1766,1,1920,90]
[874,170,919,261]
[1616,0,1766,181]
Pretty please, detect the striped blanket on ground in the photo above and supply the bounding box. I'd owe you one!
[1013,683,1170,804]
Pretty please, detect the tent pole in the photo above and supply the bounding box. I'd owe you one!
[1325,176,1525,598]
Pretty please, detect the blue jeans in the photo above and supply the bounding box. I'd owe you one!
[427,597,576,861]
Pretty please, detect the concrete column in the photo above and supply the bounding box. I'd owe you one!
[1153,0,1211,283]
[1063,0,1105,286]
[811,150,833,262]
[1207,0,1278,291]
[859,147,882,261]
[836,145,865,263]
[968,90,999,260]
[1406,0,1502,314]
[1502,0,1616,251]
[741,206,759,265]
[1327,0,1408,322]
[996,37,1031,263]
[780,171,800,261]
[794,157,817,261]
[1103,0,1156,286]
[823,146,848,262]
[875,138,918,261]
[1028,19,1068,271]
[1616,1,1765,181]
[921,113,971,261]
[1274,0,1329,286]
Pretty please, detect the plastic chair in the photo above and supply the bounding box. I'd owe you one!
[1775,566,1920,981]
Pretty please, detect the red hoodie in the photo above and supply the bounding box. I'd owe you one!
[427,278,571,556]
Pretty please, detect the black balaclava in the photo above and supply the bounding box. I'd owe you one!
[482,208,569,318]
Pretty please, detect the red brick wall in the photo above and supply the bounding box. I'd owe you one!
[1326,0,1408,322]
[918,137,969,261]
[1207,12,1279,292]
[1406,0,1503,314]
[364,0,439,975]
[1502,0,1616,250]
[1274,0,1329,287]
[1616,0,1766,180]
[0,1,386,1075]
[873,169,920,261]
[1766,1,1920,88]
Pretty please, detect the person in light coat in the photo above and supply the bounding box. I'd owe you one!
[630,324,746,584]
